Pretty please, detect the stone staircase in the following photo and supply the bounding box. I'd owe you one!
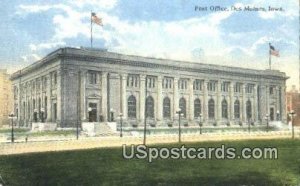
[95,122,118,136]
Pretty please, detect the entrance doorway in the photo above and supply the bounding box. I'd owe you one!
[270,108,274,121]
[88,103,97,122]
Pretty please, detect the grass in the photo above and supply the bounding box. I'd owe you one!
[0,128,30,133]
[0,130,76,140]
[28,130,76,137]
[0,139,299,185]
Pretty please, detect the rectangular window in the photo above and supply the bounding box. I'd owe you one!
[53,72,57,85]
[193,79,203,91]
[127,75,139,88]
[207,81,216,92]
[246,84,254,94]
[234,83,242,93]
[146,76,156,88]
[269,87,274,95]
[162,77,173,89]
[88,72,97,84]
[179,79,188,90]
[221,82,229,92]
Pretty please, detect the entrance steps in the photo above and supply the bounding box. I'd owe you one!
[95,122,118,136]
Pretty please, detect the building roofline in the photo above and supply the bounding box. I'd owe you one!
[10,47,288,80]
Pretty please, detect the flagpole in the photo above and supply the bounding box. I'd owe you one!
[269,43,271,70]
[90,11,93,48]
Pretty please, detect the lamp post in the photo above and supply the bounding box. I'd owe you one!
[276,110,280,121]
[248,118,251,133]
[40,108,45,123]
[110,108,115,122]
[176,109,183,143]
[88,107,92,122]
[33,109,38,122]
[289,110,296,139]
[265,114,269,132]
[119,113,123,137]
[199,113,203,134]
[8,112,15,143]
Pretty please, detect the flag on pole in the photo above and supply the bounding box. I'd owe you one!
[91,12,103,26]
[269,44,280,57]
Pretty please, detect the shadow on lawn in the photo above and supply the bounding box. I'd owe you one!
[220,171,279,186]
[148,171,292,186]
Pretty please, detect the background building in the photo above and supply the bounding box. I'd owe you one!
[10,47,288,128]
[0,69,13,127]
[286,85,300,126]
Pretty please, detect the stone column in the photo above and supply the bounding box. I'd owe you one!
[121,74,127,119]
[46,74,52,122]
[80,70,87,121]
[173,77,179,120]
[56,70,62,125]
[229,82,235,122]
[203,80,208,122]
[140,75,146,122]
[266,85,269,117]
[101,72,108,122]
[253,84,258,122]
[17,84,21,126]
[259,85,267,123]
[189,78,194,121]
[217,81,222,122]
[275,86,280,120]
[242,83,247,123]
[281,85,287,122]
[157,76,163,121]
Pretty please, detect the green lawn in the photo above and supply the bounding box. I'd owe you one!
[0,139,300,186]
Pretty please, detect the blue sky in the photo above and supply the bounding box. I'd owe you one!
[0,0,299,88]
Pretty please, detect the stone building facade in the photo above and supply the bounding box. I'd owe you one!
[286,85,300,126]
[0,69,13,127]
[10,47,288,128]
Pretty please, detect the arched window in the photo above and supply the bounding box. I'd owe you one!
[128,95,136,118]
[146,96,154,118]
[222,99,228,119]
[234,100,240,119]
[163,97,171,118]
[208,98,215,119]
[246,100,252,119]
[179,98,186,118]
[194,98,201,118]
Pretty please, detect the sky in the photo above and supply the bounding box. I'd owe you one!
[0,0,299,89]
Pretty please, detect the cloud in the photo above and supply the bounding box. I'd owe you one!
[14,1,298,89]
[66,0,118,10]
[29,41,66,51]
[21,54,41,63]
[254,0,299,20]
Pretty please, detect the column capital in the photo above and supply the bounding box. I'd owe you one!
[230,81,235,88]
[101,72,108,76]
[157,75,163,82]
[121,73,128,80]
[140,74,146,81]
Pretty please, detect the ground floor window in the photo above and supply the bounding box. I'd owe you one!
[128,95,137,118]
[163,97,171,118]
[179,98,186,118]
[234,100,240,119]
[208,99,215,119]
[146,96,154,118]
[194,98,201,118]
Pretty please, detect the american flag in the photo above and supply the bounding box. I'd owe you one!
[91,12,103,26]
[270,44,280,57]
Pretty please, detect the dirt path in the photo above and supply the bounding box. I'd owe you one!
[0,131,298,155]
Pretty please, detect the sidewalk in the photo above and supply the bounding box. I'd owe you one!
[0,130,298,155]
